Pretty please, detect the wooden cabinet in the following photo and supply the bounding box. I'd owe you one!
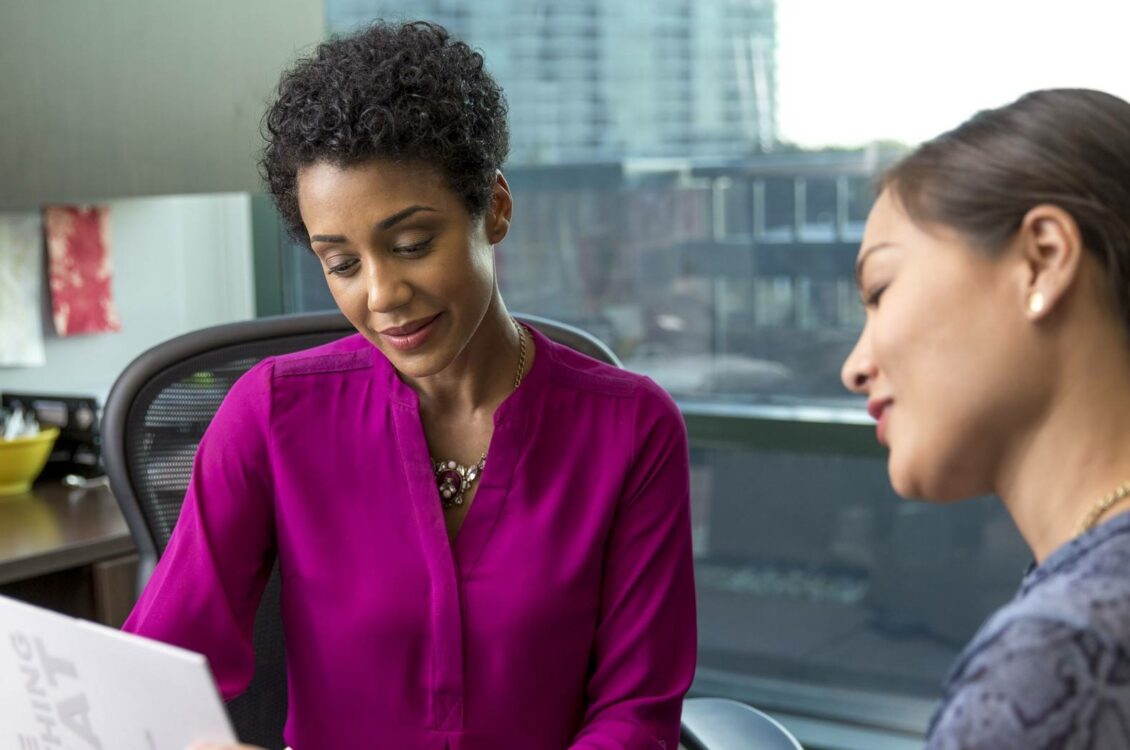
[0,482,136,627]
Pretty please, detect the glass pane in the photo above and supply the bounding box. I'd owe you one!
[249,2,1130,742]
[691,443,1030,700]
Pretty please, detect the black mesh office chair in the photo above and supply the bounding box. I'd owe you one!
[103,311,803,750]
[102,311,620,748]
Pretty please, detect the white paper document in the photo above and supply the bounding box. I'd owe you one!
[0,594,236,750]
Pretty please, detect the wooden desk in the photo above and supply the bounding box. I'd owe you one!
[0,481,137,625]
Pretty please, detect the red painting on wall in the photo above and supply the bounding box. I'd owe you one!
[44,205,121,336]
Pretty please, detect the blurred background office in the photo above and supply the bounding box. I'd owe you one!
[2,1,1129,748]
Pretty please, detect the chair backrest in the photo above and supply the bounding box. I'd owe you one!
[680,697,804,750]
[101,310,619,749]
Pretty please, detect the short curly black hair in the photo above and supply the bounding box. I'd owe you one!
[260,21,509,244]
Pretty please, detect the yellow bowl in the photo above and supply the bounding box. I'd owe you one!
[0,428,60,496]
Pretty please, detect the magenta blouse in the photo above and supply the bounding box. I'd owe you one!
[123,326,697,750]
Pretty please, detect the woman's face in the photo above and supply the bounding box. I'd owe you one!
[297,159,510,380]
[841,189,1035,501]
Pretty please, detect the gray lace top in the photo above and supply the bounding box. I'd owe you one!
[926,511,1130,749]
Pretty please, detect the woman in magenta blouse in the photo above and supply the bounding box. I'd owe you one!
[124,20,696,750]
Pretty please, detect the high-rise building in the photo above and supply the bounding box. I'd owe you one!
[327,0,778,163]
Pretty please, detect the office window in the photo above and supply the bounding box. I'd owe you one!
[254,1,1130,744]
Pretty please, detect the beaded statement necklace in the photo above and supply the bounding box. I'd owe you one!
[432,319,528,510]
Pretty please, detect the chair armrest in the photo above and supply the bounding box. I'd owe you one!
[681,697,804,750]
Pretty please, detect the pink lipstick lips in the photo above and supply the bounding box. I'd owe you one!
[379,312,442,351]
[868,398,893,446]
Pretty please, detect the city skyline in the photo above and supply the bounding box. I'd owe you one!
[329,1,1130,155]
[328,0,778,163]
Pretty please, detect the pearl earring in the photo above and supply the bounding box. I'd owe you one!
[1027,291,1046,315]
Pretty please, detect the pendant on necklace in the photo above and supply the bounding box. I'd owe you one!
[434,454,486,509]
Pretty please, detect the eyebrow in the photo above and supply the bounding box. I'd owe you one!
[376,205,438,230]
[308,205,439,245]
[854,242,897,288]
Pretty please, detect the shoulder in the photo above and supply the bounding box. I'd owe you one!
[545,339,680,417]
[270,333,374,378]
[961,527,1130,664]
[928,566,1130,749]
[215,333,373,422]
[228,332,373,385]
[545,342,685,451]
[544,340,637,396]
[929,617,1130,749]
[1012,532,1130,653]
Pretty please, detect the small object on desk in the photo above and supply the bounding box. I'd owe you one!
[1,392,103,479]
[0,427,59,496]
[62,473,110,490]
[1,401,40,440]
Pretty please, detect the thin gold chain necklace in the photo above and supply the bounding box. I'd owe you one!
[433,319,527,509]
[1074,480,1130,538]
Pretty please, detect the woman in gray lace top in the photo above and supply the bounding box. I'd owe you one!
[841,88,1130,750]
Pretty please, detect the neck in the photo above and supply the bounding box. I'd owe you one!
[409,292,526,417]
[996,345,1130,562]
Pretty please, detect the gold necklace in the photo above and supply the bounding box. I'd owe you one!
[433,319,527,510]
[511,318,529,390]
[1074,480,1130,538]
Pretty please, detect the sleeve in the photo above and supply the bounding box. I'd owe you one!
[570,380,698,750]
[122,360,278,701]
[926,616,1130,750]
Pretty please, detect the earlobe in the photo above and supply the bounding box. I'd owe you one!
[1019,205,1084,320]
[486,171,513,244]
[487,215,510,245]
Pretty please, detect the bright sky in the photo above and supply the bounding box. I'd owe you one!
[776,0,1130,148]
